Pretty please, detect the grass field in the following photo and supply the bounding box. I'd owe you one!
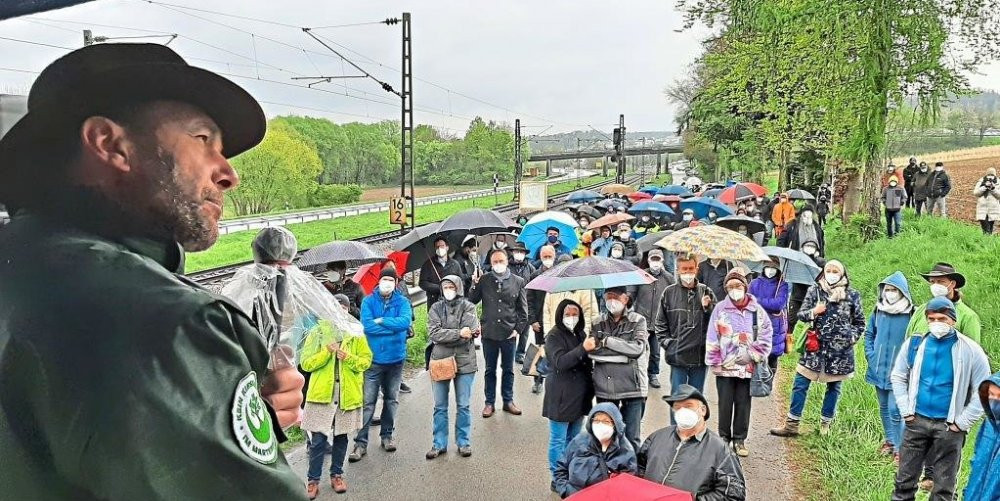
[778,212,999,501]
[187,175,612,272]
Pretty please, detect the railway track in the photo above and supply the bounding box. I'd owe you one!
[189,175,643,287]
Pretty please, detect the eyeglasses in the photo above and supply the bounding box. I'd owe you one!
[591,418,614,426]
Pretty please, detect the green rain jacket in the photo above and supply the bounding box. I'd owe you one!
[0,209,304,500]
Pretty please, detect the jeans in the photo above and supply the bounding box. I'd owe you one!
[307,432,349,481]
[892,415,966,501]
[875,387,903,452]
[788,373,842,422]
[648,335,661,377]
[596,397,645,451]
[354,362,403,447]
[516,326,530,359]
[667,366,707,424]
[432,373,475,449]
[927,196,948,218]
[548,418,584,479]
[980,219,995,235]
[483,337,516,405]
[885,209,902,238]
[716,377,752,441]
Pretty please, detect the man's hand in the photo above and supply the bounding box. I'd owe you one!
[702,295,712,309]
[904,415,916,423]
[948,423,961,433]
[509,329,518,339]
[460,327,473,339]
[583,335,597,352]
[532,322,542,333]
[261,368,305,429]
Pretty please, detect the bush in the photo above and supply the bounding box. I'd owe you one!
[307,184,363,206]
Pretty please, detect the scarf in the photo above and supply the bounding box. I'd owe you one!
[818,275,848,303]
[876,297,912,315]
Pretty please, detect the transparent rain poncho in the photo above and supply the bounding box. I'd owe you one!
[221,227,364,371]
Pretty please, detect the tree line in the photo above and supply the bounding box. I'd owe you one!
[226,116,522,217]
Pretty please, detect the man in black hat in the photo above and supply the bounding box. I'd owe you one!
[0,44,304,497]
[638,385,746,500]
[508,242,537,363]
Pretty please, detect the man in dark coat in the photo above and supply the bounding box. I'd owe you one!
[419,236,463,310]
[454,235,479,293]
[0,43,304,498]
[912,162,933,215]
[778,204,826,256]
[627,249,674,390]
[655,255,716,397]
[903,157,919,208]
[508,243,537,364]
[697,257,734,302]
[927,162,952,218]
[321,260,366,319]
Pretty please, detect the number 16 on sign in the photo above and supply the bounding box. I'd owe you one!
[389,197,408,226]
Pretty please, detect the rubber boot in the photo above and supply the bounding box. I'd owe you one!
[769,418,800,437]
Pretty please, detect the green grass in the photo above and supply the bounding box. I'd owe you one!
[780,211,999,501]
[186,175,612,272]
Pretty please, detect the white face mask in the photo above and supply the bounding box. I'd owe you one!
[802,246,817,256]
[680,273,696,285]
[495,242,508,250]
[512,252,526,263]
[606,299,625,315]
[825,273,842,285]
[325,271,342,283]
[468,251,478,262]
[764,267,778,279]
[883,289,901,304]
[442,289,457,301]
[728,288,746,302]
[649,260,663,272]
[541,258,555,268]
[591,422,615,442]
[683,214,693,221]
[562,316,579,331]
[641,216,650,222]
[889,182,898,187]
[928,321,952,338]
[935,166,944,172]
[611,249,624,259]
[930,283,949,298]
[675,407,700,430]
[619,231,631,241]
[378,279,396,295]
[436,247,448,258]
[492,263,508,275]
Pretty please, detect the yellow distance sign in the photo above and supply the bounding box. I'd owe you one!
[389,197,408,225]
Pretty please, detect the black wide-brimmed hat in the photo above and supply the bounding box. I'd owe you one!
[920,262,966,289]
[662,384,710,420]
[0,43,265,189]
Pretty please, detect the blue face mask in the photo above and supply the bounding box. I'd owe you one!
[547,235,559,244]
[990,399,1000,419]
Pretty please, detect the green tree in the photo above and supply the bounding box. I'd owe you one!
[228,121,322,216]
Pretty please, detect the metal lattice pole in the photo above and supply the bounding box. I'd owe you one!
[400,12,414,229]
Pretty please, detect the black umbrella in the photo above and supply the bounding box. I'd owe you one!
[393,222,445,273]
[296,240,386,269]
[437,208,518,236]
[573,204,602,219]
[715,215,766,235]
[637,230,673,254]
[786,189,815,201]
[597,199,628,212]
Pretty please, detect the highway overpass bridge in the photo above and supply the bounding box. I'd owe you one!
[526,142,684,177]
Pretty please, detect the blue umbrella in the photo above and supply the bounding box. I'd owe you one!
[700,188,723,199]
[639,185,661,195]
[627,201,675,217]
[517,211,580,255]
[680,197,734,219]
[657,185,694,197]
[742,246,821,285]
[566,189,603,203]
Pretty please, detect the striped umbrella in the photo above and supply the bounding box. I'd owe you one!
[655,224,769,261]
[526,256,654,292]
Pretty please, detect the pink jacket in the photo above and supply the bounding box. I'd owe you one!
[705,296,773,379]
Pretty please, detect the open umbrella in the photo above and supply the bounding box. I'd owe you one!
[627,201,675,217]
[596,198,628,212]
[786,189,815,201]
[638,185,661,195]
[652,194,681,203]
[715,215,766,235]
[587,212,635,230]
[393,222,444,273]
[477,232,519,257]
[566,189,604,203]
[438,208,518,237]
[742,246,822,285]
[637,230,673,253]
[518,211,580,255]
[699,188,723,199]
[655,224,769,261]
[657,185,694,197]
[352,251,410,294]
[573,204,602,219]
[296,240,386,269]
[627,191,653,202]
[566,473,693,501]
[527,256,654,293]
[679,197,735,219]
[717,182,768,204]
[600,183,635,195]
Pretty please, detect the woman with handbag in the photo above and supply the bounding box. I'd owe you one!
[705,270,773,458]
[426,275,481,460]
[542,299,597,491]
[771,260,865,438]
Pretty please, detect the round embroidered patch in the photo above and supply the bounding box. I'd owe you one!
[232,371,277,464]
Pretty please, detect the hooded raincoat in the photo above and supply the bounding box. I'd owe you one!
[543,299,596,423]
[964,372,1000,501]
[428,275,480,375]
[553,403,638,498]
[863,272,913,390]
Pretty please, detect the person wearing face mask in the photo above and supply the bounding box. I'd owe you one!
[706,270,773,457]
[542,299,596,490]
[700,210,719,225]
[322,261,366,320]
[882,163,907,190]
[771,260,864,439]
[973,167,1000,235]
[538,254,600,394]
[786,240,826,335]
[911,161,933,216]
[454,235,479,293]
[426,276,480,460]
[927,161,952,218]
[770,193,797,238]
[655,254,716,397]
[760,195,776,241]
[638,385,746,500]
[350,269,413,463]
[506,243,537,364]
[627,249,676,390]
[468,248,529,418]
[697,256,735,301]
[963,371,1000,501]
[748,257,791,372]
[903,157,919,208]
[553,404,638,499]
[616,223,640,260]
[589,287,650,450]
[882,175,907,238]
[590,226,615,257]
[778,204,825,255]
[863,272,914,463]
[674,209,696,231]
[633,214,658,240]
[418,237,462,311]
[890,297,990,501]
[608,241,628,261]
[905,263,981,344]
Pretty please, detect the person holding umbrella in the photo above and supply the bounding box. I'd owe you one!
[674,208,697,231]
[748,257,791,371]
[591,226,615,257]
[778,204,825,255]
[321,261,366,319]
[419,237,463,311]
[455,235,480,293]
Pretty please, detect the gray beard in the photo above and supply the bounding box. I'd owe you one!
[137,149,218,252]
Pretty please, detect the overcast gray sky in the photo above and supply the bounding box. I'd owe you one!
[1,0,998,135]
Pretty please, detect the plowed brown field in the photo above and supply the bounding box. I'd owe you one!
[938,156,1000,223]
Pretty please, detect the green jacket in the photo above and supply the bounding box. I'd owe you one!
[300,322,372,409]
[905,298,982,344]
[0,210,304,500]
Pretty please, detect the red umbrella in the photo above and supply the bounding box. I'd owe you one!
[627,191,653,201]
[352,251,409,294]
[717,182,768,204]
[652,194,682,203]
[568,474,693,501]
